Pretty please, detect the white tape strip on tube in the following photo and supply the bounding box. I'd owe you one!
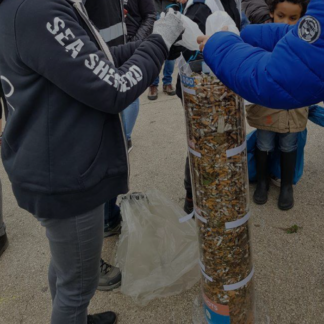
[195,211,207,223]
[201,268,213,282]
[179,211,195,223]
[226,141,247,158]
[199,259,206,272]
[223,267,254,291]
[188,147,202,158]
[225,211,251,230]
[183,87,196,95]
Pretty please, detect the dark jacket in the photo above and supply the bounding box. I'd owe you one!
[84,0,126,46]
[242,0,270,24]
[0,0,168,218]
[125,0,156,41]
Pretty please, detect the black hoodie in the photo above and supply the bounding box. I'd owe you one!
[0,0,168,218]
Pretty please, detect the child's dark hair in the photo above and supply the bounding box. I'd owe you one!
[267,0,310,17]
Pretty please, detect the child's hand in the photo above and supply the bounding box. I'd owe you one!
[197,27,228,52]
[197,36,210,52]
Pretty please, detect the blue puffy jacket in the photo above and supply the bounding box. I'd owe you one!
[203,0,324,109]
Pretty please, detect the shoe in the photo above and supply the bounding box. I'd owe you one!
[97,259,122,291]
[278,150,297,210]
[104,219,122,238]
[253,149,269,205]
[0,233,8,258]
[88,311,117,324]
[184,196,194,214]
[148,86,158,100]
[163,84,176,96]
[127,139,133,153]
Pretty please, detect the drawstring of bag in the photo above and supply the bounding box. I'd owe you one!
[187,50,201,63]
[165,3,183,14]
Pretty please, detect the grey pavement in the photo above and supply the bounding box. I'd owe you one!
[1,81,324,324]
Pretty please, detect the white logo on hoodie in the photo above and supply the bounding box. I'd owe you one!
[47,17,85,58]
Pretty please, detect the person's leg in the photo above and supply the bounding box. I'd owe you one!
[148,13,161,100]
[278,132,298,210]
[162,60,176,96]
[254,129,276,204]
[162,60,175,86]
[104,197,121,237]
[0,178,8,258]
[152,75,159,87]
[100,199,122,291]
[148,77,159,100]
[38,204,116,324]
[0,101,2,146]
[48,259,57,302]
[121,98,140,151]
[184,156,193,214]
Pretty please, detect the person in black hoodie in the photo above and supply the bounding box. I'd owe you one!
[0,0,184,323]
[168,0,241,214]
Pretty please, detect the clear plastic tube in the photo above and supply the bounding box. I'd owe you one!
[180,59,254,324]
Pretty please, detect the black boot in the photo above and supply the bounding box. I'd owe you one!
[184,191,194,214]
[278,150,297,210]
[88,311,117,324]
[253,149,269,205]
[0,233,8,258]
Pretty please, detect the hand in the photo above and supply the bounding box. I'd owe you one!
[177,0,188,3]
[197,35,210,52]
[152,8,185,50]
[197,27,228,52]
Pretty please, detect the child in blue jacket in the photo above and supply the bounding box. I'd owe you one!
[200,0,324,109]
[246,0,309,210]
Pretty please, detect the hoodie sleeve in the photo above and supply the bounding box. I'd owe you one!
[14,0,168,114]
[203,0,324,109]
[241,24,294,51]
[110,41,142,68]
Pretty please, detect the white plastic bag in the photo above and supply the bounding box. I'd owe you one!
[175,14,204,51]
[206,11,240,36]
[117,190,200,306]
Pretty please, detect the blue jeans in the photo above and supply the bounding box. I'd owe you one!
[121,98,139,141]
[152,59,175,86]
[36,205,104,324]
[256,129,298,153]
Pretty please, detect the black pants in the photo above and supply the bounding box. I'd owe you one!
[184,156,192,195]
[0,84,8,120]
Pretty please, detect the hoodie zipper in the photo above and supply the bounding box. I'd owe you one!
[71,1,130,187]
